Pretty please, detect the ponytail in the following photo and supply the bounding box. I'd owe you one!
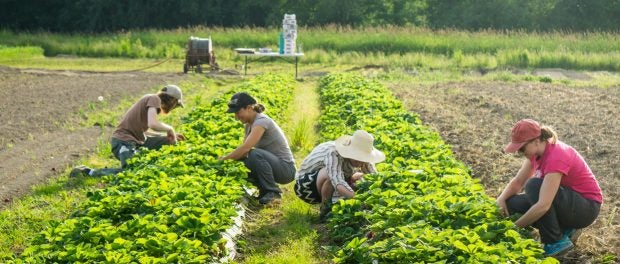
[540,125,558,144]
[252,103,265,113]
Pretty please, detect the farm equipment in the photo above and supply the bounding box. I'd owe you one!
[183,36,218,73]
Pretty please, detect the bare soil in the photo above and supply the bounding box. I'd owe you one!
[0,66,184,207]
[1,64,616,262]
[391,80,620,263]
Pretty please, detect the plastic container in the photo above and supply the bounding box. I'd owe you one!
[279,32,284,54]
[282,14,297,54]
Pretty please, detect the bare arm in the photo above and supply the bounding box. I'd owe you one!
[221,125,265,160]
[514,172,562,228]
[144,130,164,136]
[350,162,376,184]
[336,184,355,198]
[496,159,534,215]
[147,107,176,144]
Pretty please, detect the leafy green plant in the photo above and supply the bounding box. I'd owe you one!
[318,73,558,263]
[9,74,296,263]
[539,76,553,83]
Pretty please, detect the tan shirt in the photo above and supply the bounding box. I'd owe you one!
[112,94,161,145]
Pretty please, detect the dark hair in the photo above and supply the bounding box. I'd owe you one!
[158,93,178,113]
[251,103,265,113]
[539,125,558,144]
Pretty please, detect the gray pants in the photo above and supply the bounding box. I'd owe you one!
[506,177,601,243]
[242,148,296,195]
[94,136,170,176]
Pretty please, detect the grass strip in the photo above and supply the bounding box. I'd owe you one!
[238,80,331,263]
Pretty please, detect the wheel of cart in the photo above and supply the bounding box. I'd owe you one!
[183,36,217,74]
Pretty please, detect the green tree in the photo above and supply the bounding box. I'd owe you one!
[313,0,374,26]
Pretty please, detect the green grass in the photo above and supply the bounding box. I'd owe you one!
[0,45,44,60]
[238,80,328,263]
[2,27,620,71]
[239,187,324,264]
[0,45,618,90]
[0,56,183,73]
[287,82,321,154]
[3,27,620,56]
[290,116,316,153]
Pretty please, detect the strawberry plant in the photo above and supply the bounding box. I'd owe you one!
[319,73,558,263]
[12,74,295,263]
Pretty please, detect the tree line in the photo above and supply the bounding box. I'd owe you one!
[2,0,619,32]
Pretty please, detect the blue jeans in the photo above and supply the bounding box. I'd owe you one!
[93,136,170,176]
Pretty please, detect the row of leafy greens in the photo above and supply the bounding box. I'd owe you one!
[318,73,558,263]
[12,74,295,263]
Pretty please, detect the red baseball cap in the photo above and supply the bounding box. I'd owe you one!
[504,119,541,153]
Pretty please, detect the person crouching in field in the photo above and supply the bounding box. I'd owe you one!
[496,119,602,257]
[71,85,186,177]
[295,130,385,222]
[220,92,296,205]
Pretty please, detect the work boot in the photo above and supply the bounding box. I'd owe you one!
[70,165,92,177]
[259,192,281,205]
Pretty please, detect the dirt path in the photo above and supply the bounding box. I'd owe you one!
[0,67,185,207]
[391,81,620,262]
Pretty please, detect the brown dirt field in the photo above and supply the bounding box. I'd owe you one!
[0,66,185,207]
[391,81,620,263]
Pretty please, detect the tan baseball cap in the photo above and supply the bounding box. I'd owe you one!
[161,84,184,107]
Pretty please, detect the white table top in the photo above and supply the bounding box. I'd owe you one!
[237,52,304,57]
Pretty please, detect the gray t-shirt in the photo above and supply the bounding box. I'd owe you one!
[244,113,295,164]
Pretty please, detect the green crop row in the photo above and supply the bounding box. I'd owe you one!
[318,73,558,263]
[6,74,295,263]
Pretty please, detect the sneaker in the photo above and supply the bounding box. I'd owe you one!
[319,201,333,223]
[69,165,92,177]
[544,236,574,256]
[258,192,281,204]
[563,228,583,244]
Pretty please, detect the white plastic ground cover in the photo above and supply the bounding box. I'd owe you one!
[216,186,257,263]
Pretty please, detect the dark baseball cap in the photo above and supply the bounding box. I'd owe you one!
[226,92,256,113]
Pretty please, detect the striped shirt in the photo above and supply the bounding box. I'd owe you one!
[296,141,377,193]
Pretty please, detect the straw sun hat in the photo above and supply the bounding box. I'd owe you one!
[335,130,385,163]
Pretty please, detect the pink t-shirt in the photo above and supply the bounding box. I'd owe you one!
[530,141,602,204]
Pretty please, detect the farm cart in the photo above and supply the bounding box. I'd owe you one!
[183,36,218,73]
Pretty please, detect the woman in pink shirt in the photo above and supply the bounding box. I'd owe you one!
[496,119,602,257]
